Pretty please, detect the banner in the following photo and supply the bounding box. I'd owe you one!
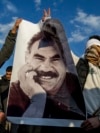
[7,19,86,127]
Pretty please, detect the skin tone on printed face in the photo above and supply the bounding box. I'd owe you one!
[25,39,66,95]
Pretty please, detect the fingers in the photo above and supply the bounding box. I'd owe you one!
[44,8,51,17]
[42,8,51,22]
[47,8,51,16]
[81,119,95,131]
[43,9,48,17]
[43,8,51,17]
[18,64,33,78]
[11,18,22,33]
[15,18,22,27]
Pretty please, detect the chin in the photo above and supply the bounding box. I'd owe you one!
[43,86,53,92]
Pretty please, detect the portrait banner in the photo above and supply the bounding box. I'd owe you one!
[7,19,86,127]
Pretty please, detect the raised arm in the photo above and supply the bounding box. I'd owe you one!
[0,18,22,67]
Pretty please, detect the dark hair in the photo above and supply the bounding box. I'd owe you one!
[27,31,56,51]
[89,35,100,41]
[6,66,13,72]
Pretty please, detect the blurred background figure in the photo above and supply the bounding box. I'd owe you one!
[0,66,13,113]
[0,18,22,133]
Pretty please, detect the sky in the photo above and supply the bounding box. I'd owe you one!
[0,0,100,75]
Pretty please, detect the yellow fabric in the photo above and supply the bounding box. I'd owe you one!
[84,45,100,67]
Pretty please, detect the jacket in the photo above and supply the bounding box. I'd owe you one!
[0,30,17,67]
[0,75,10,113]
[0,30,16,111]
[0,30,17,133]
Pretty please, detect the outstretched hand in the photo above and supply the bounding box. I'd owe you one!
[81,116,100,131]
[11,18,22,34]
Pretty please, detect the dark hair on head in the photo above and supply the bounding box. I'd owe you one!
[89,35,100,41]
[27,31,55,52]
[6,66,13,72]
[27,31,43,52]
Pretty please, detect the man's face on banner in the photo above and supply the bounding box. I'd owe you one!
[26,39,66,94]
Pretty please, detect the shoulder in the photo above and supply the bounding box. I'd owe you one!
[10,81,22,94]
[10,81,29,101]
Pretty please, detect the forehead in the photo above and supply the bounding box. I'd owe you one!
[38,38,54,48]
[30,39,58,53]
[30,40,60,57]
[6,71,12,73]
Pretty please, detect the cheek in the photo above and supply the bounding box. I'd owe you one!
[28,59,42,69]
[57,65,66,79]
[60,64,66,71]
[55,62,66,73]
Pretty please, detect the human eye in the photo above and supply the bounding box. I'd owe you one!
[51,55,61,62]
[53,57,60,61]
[34,54,44,61]
[35,56,43,61]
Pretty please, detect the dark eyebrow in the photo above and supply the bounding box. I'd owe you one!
[34,54,45,59]
[34,54,60,59]
[51,54,60,59]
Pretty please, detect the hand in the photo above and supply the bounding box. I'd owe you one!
[11,18,22,34]
[18,63,46,99]
[81,116,100,131]
[42,8,51,22]
[0,111,6,124]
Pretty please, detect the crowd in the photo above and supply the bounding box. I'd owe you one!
[0,8,100,133]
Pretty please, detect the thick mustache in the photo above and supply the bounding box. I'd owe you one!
[34,71,58,84]
[36,70,58,78]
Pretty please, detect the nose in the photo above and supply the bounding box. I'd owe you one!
[40,60,53,71]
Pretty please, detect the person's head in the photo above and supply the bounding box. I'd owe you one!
[25,22,67,95]
[86,35,100,49]
[5,66,13,81]
[84,35,100,66]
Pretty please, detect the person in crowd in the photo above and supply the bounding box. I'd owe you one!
[0,66,12,113]
[0,66,13,133]
[76,35,100,132]
[0,19,22,67]
[0,18,22,133]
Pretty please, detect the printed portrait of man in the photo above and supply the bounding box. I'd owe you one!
[7,18,86,127]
